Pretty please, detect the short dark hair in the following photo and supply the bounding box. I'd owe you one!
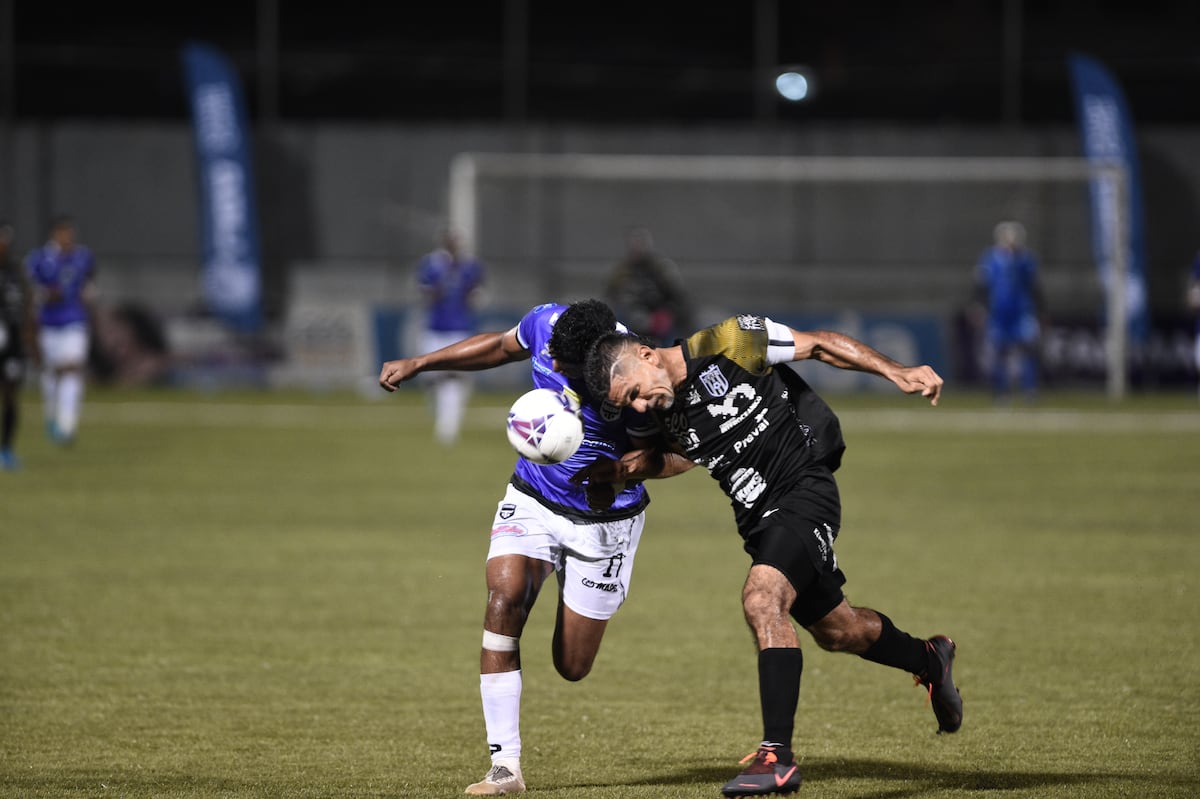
[547,299,617,366]
[583,331,646,400]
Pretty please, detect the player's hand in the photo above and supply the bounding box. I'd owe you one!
[569,456,627,511]
[378,358,419,392]
[895,365,943,406]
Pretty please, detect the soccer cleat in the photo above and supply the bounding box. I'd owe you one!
[0,449,18,471]
[916,635,962,733]
[720,745,801,797]
[465,760,525,795]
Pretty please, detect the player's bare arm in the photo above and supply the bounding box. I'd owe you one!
[379,327,529,391]
[790,328,943,406]
[570,439,695,510]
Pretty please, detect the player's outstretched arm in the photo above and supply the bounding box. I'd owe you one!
[378,328,528,392]
[791,328,943,406]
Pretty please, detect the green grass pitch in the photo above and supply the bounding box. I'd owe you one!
[2,387,1198,798]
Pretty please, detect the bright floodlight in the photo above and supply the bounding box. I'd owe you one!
[775,71,810,102]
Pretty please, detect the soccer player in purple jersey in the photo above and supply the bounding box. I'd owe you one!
[379,300,690,795]
[581,317,957,797]
[25,216,96,445]
[415,227,486,446]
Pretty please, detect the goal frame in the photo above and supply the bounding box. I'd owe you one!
[448,152,1130,399]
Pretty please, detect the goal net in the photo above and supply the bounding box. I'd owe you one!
[448,152,1130,398]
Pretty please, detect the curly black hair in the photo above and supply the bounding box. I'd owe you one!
[547,299,617,366]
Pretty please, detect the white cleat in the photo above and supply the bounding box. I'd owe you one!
[465,760,525,795]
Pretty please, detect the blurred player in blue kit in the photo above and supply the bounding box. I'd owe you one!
[415,227,486,445]
[25,215,96,446]
[379,299,690,795]
[973,221,1043,403]
[580,316,960,797]
[0,221,37,470]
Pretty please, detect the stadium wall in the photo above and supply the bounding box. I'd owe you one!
[1,122,1197,389]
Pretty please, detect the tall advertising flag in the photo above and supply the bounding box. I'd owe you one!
[1067,52,1149,346]
[181,42,263,333]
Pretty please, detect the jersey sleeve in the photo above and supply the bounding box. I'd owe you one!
[762,317,796,365]
[515,302,564,352]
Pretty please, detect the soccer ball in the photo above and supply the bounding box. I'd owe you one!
[506,387,584,465]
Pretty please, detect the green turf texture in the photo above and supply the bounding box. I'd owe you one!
[2,388,1198,798]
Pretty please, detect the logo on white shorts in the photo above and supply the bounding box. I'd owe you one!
[491,523,528,538]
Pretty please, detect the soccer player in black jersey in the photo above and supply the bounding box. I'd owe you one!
[577,315,959,798]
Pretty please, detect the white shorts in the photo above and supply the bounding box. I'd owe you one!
[39,323,90,369]
[488,483,646,621]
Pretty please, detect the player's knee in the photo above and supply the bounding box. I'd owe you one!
[553,654,594,682]
[484,590,531,631]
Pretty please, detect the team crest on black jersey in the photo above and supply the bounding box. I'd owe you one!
[698,364,729,398]
[736,314,764,331]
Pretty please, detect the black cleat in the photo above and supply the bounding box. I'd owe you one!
[720,745,802,797]
[916,635,962,733]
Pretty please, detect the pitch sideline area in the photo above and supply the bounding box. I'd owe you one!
[75,396,1200,434]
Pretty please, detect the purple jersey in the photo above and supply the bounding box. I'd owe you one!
[417,249,484,332]
[26,243,95,327]
[510,303,655,520]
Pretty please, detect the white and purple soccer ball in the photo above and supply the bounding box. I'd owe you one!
[505,387,584,465]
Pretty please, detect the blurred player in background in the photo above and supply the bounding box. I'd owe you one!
[605,225,693,345]
[415,226,486,445]
[972,221,1044,403]
[379,299,690,795]
[0,222,37,470]
[1188,249,1200,396]
[580,317,958,798]
[26,215,96,446]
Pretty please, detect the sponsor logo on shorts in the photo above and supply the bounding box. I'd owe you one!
[491,523,528,538]
[499,503,516,519]
[581,578,619,593]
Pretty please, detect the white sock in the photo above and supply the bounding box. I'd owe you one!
[480,670,522,763]
[434,376,469,445]
[40,370,57,425]
[57,371,84,437]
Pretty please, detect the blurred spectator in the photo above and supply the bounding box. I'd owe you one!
[1188,249,1200,394]
[415,226,486,445]
[91,302,170,386]
[25,215,96,446]
[0,222,37,470]
[605,226,692,345]
[971,221,1044,403]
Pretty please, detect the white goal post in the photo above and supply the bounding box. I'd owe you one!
[448,152,1130,399]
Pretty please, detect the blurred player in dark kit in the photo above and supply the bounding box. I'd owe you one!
[0,222,37,470]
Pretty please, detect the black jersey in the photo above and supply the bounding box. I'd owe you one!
[657,315,845,534]
[0,262,28,327]
[0,262,30,358]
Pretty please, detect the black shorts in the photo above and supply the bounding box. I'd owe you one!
[741,470,846,628]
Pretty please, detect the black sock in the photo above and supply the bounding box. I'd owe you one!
[859,612,928,675]
[1,401,14,450]
[758,647,802,755]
